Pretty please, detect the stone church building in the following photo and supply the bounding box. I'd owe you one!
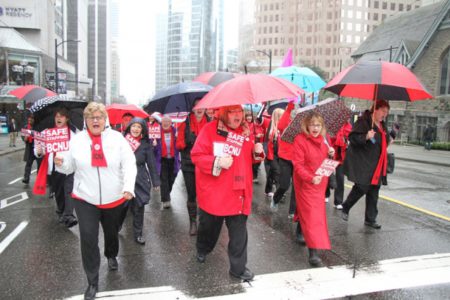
[350,0,450,143]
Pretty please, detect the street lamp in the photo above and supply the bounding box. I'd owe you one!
[254,49,272,73]
[55,38,80,94]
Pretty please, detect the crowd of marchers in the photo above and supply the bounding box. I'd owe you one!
[20,98,395,300]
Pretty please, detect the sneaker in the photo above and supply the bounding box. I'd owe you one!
[162,201,171,209]
[252,178,259,184]
[334,204,343,210]
[325,197,329,203]
[265,192,274,197]
[341,211,349,221]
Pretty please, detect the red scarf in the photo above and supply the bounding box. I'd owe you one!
[33,153,49,195]
[189,114,208,136]
[88,130,107,167]
[371,126,387,185]
[26,124,33,143]
[161,128,175,158]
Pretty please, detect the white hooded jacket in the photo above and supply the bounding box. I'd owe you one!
[56,126,137,206]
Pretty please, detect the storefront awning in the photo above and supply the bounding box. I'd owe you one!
[0,28,41,53]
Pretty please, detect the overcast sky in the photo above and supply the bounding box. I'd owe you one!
[118,0,239,106]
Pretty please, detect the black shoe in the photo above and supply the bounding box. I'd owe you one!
[65,217,78,228]
[308,248,322,267]
[364,221,381,229]
[108,257,118,270]
[22,178,29,184]
[49,192,54,199]
[341,211,349,221]
[84,284,98,300]
[135,236,146,245]
[196,252,206,263]
[295,222,306,245]
[229,268,255,281]
[189,221,198,236]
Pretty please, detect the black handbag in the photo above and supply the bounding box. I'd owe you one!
[387,153,395,174]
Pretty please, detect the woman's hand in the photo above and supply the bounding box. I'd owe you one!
[36,144,43,156]
[311,176,323,185]
[54,155,64,167]
[328,147,335,158]
[366,129,376,140]
[123,191,133,200]
[218,155,233,169]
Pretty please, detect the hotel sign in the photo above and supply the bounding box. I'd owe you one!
[0,0,39,29]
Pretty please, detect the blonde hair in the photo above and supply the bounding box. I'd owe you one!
[84,102,107,119]
[301,112,326,136]
[269,108,285,139]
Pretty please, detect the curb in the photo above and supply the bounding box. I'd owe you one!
[395,156,450,168]
[0,146,25,157]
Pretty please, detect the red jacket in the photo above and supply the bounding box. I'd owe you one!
[191,120,254,216]
[292,132,331,250]
[333,122,352,164]
[277,102,294,160]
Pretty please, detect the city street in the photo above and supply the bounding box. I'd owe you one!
[0,140,449,299]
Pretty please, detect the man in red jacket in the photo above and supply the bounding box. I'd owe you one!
[191,105,264,281]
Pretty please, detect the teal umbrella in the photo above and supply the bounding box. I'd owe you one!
[271,66,326,93]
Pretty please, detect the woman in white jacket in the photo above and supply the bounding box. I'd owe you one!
[55,102,137,300]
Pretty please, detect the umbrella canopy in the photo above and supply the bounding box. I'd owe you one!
[194,74,303,109]
[324,60,433,101]
[282,98,352,142]
[9,85,57,106]
[29,95,88,131]
[193,71,244,86]
[271,66,326,93]
[151,111,189,123]
[145,82,212,114]
[106,103,149,125]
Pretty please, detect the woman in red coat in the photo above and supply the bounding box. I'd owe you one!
[292,112,335,267]
[191,105,264,281]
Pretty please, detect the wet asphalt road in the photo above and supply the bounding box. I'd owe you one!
[0,150,449,299]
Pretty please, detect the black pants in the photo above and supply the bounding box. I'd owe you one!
[182,170,197,221]
[73,200,126,285]
[273,158,293,204]
[342,183,380,223]
[333,164,345,205]
[264,157,281,194]
[23,145,41,181]
[160,158,176,202]
[252,162,261,180]
[130,200,145,238]
[51,171,67,215]
[196,209,248,275]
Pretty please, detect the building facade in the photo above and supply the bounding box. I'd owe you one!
[242,0,421,79]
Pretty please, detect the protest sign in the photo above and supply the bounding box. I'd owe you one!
[43,127,69,153]
[125,134,141,152]
[148,125,161,139]
[315,158,339,177]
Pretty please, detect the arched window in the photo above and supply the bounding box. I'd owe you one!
[440,48,450,95]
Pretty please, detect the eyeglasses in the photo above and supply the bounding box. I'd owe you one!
[308,124,322,128]
[87,116,105,121]
[228,110,243,114]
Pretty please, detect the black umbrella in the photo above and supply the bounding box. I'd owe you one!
[144,82,212,114]
[29,95,88,131]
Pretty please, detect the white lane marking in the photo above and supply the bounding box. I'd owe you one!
[0,192,29,209]
[64,253,450,300]
[8,169,37,185]
[0,222,5,233]
[0,221,28,255]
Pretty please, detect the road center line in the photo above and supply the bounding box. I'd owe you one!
[344,184,450,222]
[0,221,28,255]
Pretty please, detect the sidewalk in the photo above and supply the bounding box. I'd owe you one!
[0,133,449,167]
[0,133,25,156]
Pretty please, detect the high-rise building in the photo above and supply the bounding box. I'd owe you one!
[157,0,225,89]
[109,0,120,102]
[155,11,169,91]
[88,0,109,103]
[242,0,421,79]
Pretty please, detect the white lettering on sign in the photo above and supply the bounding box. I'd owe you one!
[148,126,161,139]
[125,134,141,152]
[223,132,245,157]
[20,129,33,137]
[42,127,70,154]
[315,159,340,177]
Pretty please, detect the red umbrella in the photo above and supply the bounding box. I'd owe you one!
[194,74,303,109]
[9,85,57,106]
[106,103,149,125]
[193,71,244,86]
[324,60,432,101]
